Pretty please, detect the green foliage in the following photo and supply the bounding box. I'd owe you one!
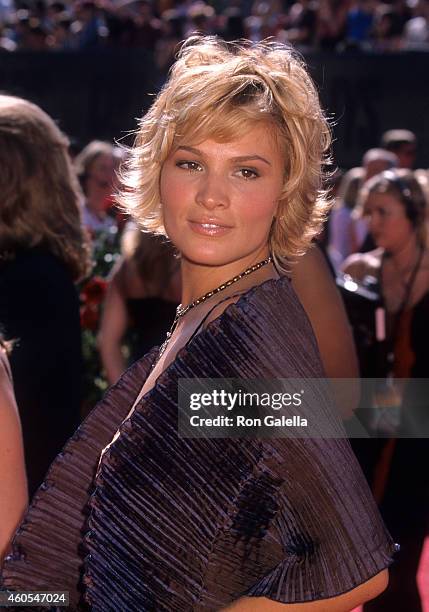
[79,225,121,416]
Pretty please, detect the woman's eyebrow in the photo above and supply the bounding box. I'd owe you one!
[175,145,202,156]
[176,145,272,166]
[233,155,272,166]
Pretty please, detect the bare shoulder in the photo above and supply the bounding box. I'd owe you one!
[0,346,28,562]
[291,246,347,325]
[110,257,146,298]
[291,246,335,295]
[342,248,383,282]
[293,244,326,275]
[0,348,19,419]
[0,346,12,380]
[291,246,343,317]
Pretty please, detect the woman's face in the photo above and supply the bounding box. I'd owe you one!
[363,191,415,252]
[159,123,284,271]
[86,152,116,208]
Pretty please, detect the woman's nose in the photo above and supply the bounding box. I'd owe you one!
[368,213,381,233]
[195,173,230,210]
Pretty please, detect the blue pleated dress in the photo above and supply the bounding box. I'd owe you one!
[1,276,397,611]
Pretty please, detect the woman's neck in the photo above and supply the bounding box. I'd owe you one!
[86,197,106,220]
[387,233,420,274]
[180,247,271,305]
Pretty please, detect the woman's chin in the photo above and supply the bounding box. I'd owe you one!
[180,246,263,270]
[181,251,238,268]
[373,237,388,251]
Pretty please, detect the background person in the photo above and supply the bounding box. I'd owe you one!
[329,148,397,268]
[75,139,118,235]
[98,224,180,384]
[342,168,429,612]
[381,128,417,169]
[0,94,91,497]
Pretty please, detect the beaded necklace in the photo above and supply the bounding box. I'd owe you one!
[156,255,272,363]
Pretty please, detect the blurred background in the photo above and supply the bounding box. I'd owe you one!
[0,0,428,167]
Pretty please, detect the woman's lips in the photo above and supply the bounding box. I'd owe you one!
[188,221,232,237]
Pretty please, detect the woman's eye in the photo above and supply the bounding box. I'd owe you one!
[176,161,202,173]
[237,168,259,180]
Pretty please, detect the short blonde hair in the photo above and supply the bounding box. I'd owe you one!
[117,35,332,267]
[0,95,91,281]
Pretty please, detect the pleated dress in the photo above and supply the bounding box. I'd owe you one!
[1,276,397,611]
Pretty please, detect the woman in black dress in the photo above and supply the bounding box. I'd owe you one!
[0,95,91,498]
[2,38,395,610]
[99,224,180,384]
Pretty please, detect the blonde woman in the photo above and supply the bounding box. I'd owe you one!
[0,95,90,497]
[2,38,395,610]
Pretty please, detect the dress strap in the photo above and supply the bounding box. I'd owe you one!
[185,291,245,347]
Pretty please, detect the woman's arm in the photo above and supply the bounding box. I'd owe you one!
[341,256,371,283]
[0,349,28,562]
[291,246,359,416]
[98,276,129,385]
[341,248,383,283]
[223,569,388,611]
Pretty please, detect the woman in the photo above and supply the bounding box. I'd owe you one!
[0,95,91,497]
[2,38,394,610]
[343,169,429,611]
[0,339,27,562]
[75,140,118,235]
[98,224,181,384]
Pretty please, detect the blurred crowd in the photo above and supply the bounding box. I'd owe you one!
[1,0,429,54]
[326,129,425,269]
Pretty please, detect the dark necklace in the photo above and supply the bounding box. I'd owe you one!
[387,248,422,290]
[156,255,272,363]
